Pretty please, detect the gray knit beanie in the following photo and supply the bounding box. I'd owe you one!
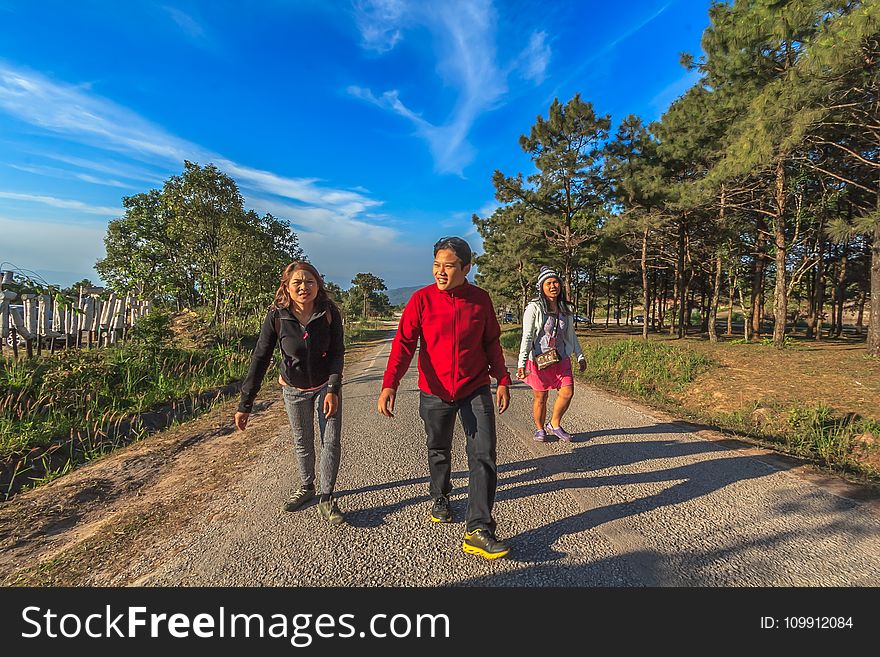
[536,266,559,291]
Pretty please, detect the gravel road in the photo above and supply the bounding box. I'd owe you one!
[136,334,880,587]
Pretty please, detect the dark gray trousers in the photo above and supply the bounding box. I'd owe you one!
[419,385,497,533]
[281,383,342,495]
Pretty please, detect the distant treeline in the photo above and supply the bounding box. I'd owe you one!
[474,0,879,355]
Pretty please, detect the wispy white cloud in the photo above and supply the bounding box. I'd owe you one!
[161,6,211,46]
[8,163,132,189]
[42,153,166,185]
[515,31,551,84]
[548,2,674,102]
[353,0,406,53]
[0,191,122,215]
[250,196,397,243]
[350,0,545,175]
[75,173,132,189]
[0,62,385,240]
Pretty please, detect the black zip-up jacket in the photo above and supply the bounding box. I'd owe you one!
[238,303,344,413]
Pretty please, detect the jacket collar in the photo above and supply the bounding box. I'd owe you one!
[277,305,327,324]
[434,279,471,297]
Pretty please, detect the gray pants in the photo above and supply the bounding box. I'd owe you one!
[281,383,342,495]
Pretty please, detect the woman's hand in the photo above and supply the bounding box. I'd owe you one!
[578,358,586,373]
[323,392,339,418]
[516,367,528,379]
[234,411,249,431]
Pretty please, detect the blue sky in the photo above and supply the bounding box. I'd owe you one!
[0,0,709,291]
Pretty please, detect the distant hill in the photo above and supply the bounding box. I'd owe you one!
[386,285,423,306]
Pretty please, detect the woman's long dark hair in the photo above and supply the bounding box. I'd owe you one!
[273,261,339,317]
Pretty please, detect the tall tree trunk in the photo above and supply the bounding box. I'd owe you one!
[805,213,825,339]
[772,158,788,349]
[857,289,867,334]
[615,288,621,326]
[752,214,767,338]
[641,227,649,340]
[834,240,849,338]
[659,272,669,331]
[727,271,736,336]
[868,212,880,357]
[814,232,828,341]
[672,219,685,336]
[709,252,723,343]
[737,277,750,342]
[605,273,612,328]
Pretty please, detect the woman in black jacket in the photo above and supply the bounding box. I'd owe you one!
[234,261,346,525]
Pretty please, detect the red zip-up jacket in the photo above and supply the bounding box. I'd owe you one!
[382,281,512,402]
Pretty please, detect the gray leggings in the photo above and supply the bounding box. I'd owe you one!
[281,383,342,495]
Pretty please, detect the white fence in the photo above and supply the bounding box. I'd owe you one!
[0,288,151,355]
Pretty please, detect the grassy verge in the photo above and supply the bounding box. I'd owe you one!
[0,312,396,499]
[502,328,880,485]
[502,330,713,405]
[0,342,250,497]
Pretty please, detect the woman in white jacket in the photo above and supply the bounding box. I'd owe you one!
[516,266,586,442]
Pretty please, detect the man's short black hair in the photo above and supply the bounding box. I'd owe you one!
[433,236,472,266]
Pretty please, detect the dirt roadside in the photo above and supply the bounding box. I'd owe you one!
[0,391,286,586]
[0,336,388,587]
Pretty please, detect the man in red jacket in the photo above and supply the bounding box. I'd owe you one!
[377,236,512,559]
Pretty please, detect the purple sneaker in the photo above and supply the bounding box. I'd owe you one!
[533,428,547,442]
[546,424,572,442]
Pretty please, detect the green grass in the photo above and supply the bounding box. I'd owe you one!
[713,402,880,478]
[502,329,714,404]
[0,340,251,497]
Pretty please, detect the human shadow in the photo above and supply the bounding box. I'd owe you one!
[339,470,470,529]
[490,435,869,566]
[568,422,700,443]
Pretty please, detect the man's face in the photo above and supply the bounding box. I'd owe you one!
[433,248,470,291]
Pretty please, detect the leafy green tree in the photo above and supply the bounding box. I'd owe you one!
[473,203,545,315]
[350,273,387,318]
[98,161,307,329]
[604,114,667,339]
[97,189,183,302]
[163,161,246,324]
[492,94,609,298]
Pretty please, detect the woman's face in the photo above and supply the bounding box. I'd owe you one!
[542,277,560,300]
[287,270,319,307]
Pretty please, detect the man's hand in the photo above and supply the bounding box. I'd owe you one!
[377,387,396,418]
[496,384,509,414]
[323,392,339,418]
[234,411,249,431]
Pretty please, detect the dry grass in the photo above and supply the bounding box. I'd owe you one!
[572,324,880,479]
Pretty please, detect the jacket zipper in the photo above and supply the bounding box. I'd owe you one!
[451,293,457,402]
[301,319,313,388]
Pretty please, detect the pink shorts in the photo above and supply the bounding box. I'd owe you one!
[523,357,574,391]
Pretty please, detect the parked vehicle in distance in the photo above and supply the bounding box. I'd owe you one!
[633,315,645,324]
[574,314,590,324]
[502,312,514,323]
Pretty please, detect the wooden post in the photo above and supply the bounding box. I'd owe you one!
[0,297,9,357]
